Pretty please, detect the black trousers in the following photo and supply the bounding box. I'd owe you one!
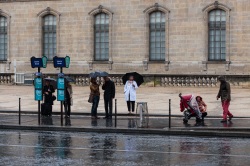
[127,101,135,112]
[104,99,113,118]
[202,112,207,119]
[64,101,71,116]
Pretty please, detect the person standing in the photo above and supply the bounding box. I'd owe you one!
[102,76,115,119]
[43,80,55,106]
[64,82,73,118]
[124,76,138,114]
[90,77,100,119]
[43,80,55,115]
[217,76,233,123]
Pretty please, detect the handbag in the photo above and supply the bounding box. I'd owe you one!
[52,95,56,101]
[88,93,94,103]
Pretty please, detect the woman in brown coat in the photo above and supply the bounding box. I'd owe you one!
[90,78,100,119]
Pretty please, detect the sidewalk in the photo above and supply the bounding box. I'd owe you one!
[0,85,250,117]
[1,113,250,138]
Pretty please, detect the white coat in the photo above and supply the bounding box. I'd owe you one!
[124,80,138,101]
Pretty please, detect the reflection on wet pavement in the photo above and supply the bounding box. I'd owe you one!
[0,131,250,165]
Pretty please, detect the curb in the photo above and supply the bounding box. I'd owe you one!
[0,110,176,117]
[1,111,250,119]
[1,125,250,138]
[173,127,250,132]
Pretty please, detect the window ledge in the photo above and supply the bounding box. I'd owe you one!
[147,61,167,64]
[202,61,231,64]
[88,60,113,70]
[91,61,112,64]
[0,61,8,64]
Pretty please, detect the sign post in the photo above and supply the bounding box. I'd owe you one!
[53,56,70,126]
[30,56,47,125]
[57,73,65,126]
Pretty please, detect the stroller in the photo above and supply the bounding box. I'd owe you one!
[179,93,203,123]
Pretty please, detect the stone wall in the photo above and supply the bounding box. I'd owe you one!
[52,74,250,88]
[0,0,249,78]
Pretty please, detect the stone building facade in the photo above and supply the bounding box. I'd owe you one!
[0,0,249,86]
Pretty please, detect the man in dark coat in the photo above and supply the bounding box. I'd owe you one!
[102,76,115,119]
[43,80,55,105]
[217,76,233,123]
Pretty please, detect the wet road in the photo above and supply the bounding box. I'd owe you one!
[0,131,250,166]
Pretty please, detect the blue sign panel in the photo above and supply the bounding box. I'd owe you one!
[53,56,66,68]
[34,78,42,89]
[57,90,65,101]
[35,89,43,101]
[31,57,43,68]
[57,77,65,90]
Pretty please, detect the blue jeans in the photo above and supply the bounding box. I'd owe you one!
[91,96,100,117]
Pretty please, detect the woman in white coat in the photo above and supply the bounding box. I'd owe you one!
[124,76,138,114]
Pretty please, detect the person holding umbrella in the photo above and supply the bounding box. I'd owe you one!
[44,80,55,105]
[124,76,138,114]
[102,75,115,119]
[122,72,144,114]
[43,80,55,114]
[90,77,100,119]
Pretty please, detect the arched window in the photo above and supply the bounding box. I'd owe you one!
[0,16,7,61]
[149,11,165,61]
[94,13,109,61]
[208,9,226,61]
[43,14,57,60]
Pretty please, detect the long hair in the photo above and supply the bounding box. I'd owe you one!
[196,96,203,101]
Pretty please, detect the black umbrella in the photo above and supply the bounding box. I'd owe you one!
[122,72,144,87]
[89,71,101,78]
[64,76,75,83]
[44,78,57,89]
[89,71,109,78]
[100,71,109,77]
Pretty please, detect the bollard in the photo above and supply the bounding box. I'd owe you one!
[19,98,21,125]
[115,99,117,127]
[169,99,171,128]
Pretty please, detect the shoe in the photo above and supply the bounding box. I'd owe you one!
[95,116,100,119]
[220,119,227,123]
[196,118,202,122]
[103,116,108,119]
[228,116,233,121]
